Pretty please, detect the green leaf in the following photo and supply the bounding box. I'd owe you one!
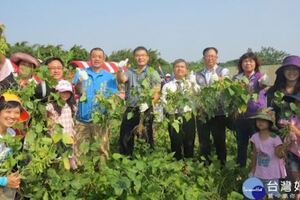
[62,134,74,145]
[112,153,122,160]
[25,101,34,110]
[290,103,298,112]
[227,88,235,96]
[43,192,49,200]
[63,156,70,170]
[79,141,90,154]
[80,94,87,102]
[252,93,258,101]
[35,123,44,133]
[52,132,62,143]
[172,120,180,133]
[41,137,53,145]
[127,112,133,120]
[114,187,123,196]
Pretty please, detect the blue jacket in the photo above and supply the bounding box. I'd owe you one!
[73,67,118,123]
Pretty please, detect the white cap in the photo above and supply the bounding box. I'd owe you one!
[55,80,73,93]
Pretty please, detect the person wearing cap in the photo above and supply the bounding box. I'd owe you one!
[249,108,286,198]
[195,47,229,165]
[117,46,161,156]
[232,52,269,167]
[46,80,77,169]
[72,47,118,162]
[266,55,300,127]
[161,73,172,87]
[0,92,30,198]
[46,80,76,136]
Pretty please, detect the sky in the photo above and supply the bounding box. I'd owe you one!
[1,0,300,63]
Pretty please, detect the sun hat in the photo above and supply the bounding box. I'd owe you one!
[165,73,171,77]
[10,52,40,68]
[55,80,73,93]
[276,55,300,75]
[250,108,275,125]
[1,92,30,122]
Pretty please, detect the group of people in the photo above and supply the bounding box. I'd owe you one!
[1,45,300,199]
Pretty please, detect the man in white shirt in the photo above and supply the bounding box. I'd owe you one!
[161,59,198,160]
[195,47,229,165]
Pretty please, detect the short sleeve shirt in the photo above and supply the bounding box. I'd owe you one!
[250,132,286,179]
[124,66,161,107]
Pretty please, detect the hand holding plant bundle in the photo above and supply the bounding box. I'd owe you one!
[195,77,251,122]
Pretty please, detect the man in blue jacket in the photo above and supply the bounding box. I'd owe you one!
[72,47,118,163]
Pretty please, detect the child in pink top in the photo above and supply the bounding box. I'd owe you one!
[250,108,286,198]
[46,80,77,169]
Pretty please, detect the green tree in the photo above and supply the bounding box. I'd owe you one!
[255,46,288,65]
[69,45,88,61]
[7,41,35,56]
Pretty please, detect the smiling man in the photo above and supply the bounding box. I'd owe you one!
[45,57,65,80]
[161,59,197,160]
[72,47,118,163]
[117,46,161,156]
[195,47,230,165]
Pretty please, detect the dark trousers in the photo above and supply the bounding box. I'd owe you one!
[168,114,196,160]
[235,118,256,167]
[119,107,154,155]
[197,115,227,165]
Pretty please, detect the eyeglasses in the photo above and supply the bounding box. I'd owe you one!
[48,66,63,70]
[204,55,217,59]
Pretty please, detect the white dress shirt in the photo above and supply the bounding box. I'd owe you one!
[161,78,193,114]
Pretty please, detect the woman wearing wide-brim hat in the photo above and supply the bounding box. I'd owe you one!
[10,52,41,87]
[266,55,300,127]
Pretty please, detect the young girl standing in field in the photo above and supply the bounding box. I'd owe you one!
[46,80,77,168]
[250,108,286,199]
[0,92,29,199]
[46,80,76,136]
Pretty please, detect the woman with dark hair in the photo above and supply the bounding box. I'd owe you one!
[233,52,269,167]
[266,55,300,127]
[267,55,300,103]
[0,92,29,199]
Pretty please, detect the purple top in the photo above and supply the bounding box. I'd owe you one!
[234,72,267,118]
